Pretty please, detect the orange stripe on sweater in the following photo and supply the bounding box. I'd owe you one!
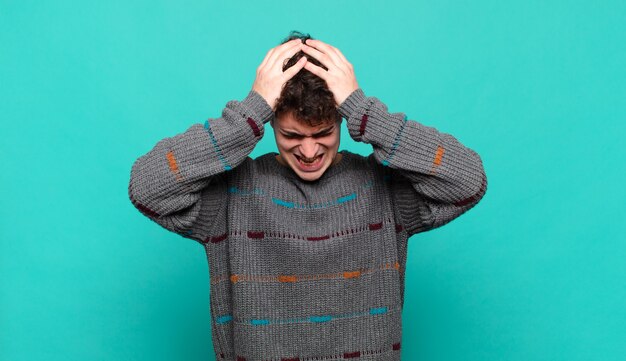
[221,263,400,285]
[166,150,182,180]
[278,275,297,283]
[433,145,444,166]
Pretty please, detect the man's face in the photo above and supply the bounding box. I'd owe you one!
[272,112,341,182]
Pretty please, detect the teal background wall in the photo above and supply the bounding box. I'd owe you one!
[1,0,624,360]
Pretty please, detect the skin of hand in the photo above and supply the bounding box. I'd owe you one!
[252,39,308,110]
[300,39,360,106]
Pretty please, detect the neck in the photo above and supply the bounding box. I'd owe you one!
[332,153,343,165]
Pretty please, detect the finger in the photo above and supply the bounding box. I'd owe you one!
[267,40,303,70]
[258,48,275,71]
[300,44,331,68]
[301,43,347,72]
[313,39,349,67]
[259,39,299,71]
[282,56,307,79]
[329,44,349,64]
[304,39,346,70]
[303,61,328,80]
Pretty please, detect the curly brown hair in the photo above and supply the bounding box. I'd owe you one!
[273,31,342,127]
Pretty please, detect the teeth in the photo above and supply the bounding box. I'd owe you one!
[298,155,321,164]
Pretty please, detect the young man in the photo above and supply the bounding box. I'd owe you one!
[128,32,487,361]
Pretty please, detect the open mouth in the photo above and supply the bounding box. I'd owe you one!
[294,154,324,170]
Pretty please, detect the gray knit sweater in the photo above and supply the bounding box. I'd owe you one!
[128,88,487,361]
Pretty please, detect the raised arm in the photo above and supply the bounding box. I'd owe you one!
[300,39,487,236]
[127,90,273,242]
[338,89,488,235]
[128,39,307,243]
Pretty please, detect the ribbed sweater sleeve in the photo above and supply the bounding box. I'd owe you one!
[338,88,488,235]
[128,90,274,242]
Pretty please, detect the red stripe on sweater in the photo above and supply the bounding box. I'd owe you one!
[129,192,160,218]
[454,174,486,207]
[246,117,261,137]
[247,231,265,239]
[307,235,330,241]
[206,233,228,244]
[359,114,369,135]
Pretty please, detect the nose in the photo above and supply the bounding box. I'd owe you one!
[299,137,320,158]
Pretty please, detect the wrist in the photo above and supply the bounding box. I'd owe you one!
[243,89,275,124]
[338,88,367,120]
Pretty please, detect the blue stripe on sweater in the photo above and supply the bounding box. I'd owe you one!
[336,192,357,204]
[309,315,332,323]
[272,197,295,208]
[271,192,358,209]
[229,186,264,196]
[215,315,232,324]
[204,119,232,171]
[232,305,395,327]
[230,180,373,209]
[370,307,388,315]
[381,114,409,167]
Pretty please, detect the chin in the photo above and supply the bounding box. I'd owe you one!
[295,170,325,182]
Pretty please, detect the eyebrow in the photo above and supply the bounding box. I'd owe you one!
[280,125,335,137]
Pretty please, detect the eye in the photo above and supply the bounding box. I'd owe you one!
[313,131,332,138]
[313,127,335,138]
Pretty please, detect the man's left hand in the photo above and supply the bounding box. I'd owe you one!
[300,39,359,106]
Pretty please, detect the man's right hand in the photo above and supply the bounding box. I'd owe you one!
[252,39,307,110]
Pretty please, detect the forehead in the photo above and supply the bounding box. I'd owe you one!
[274,112,336,132]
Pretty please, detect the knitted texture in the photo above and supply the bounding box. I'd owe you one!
[128,88,487,361]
